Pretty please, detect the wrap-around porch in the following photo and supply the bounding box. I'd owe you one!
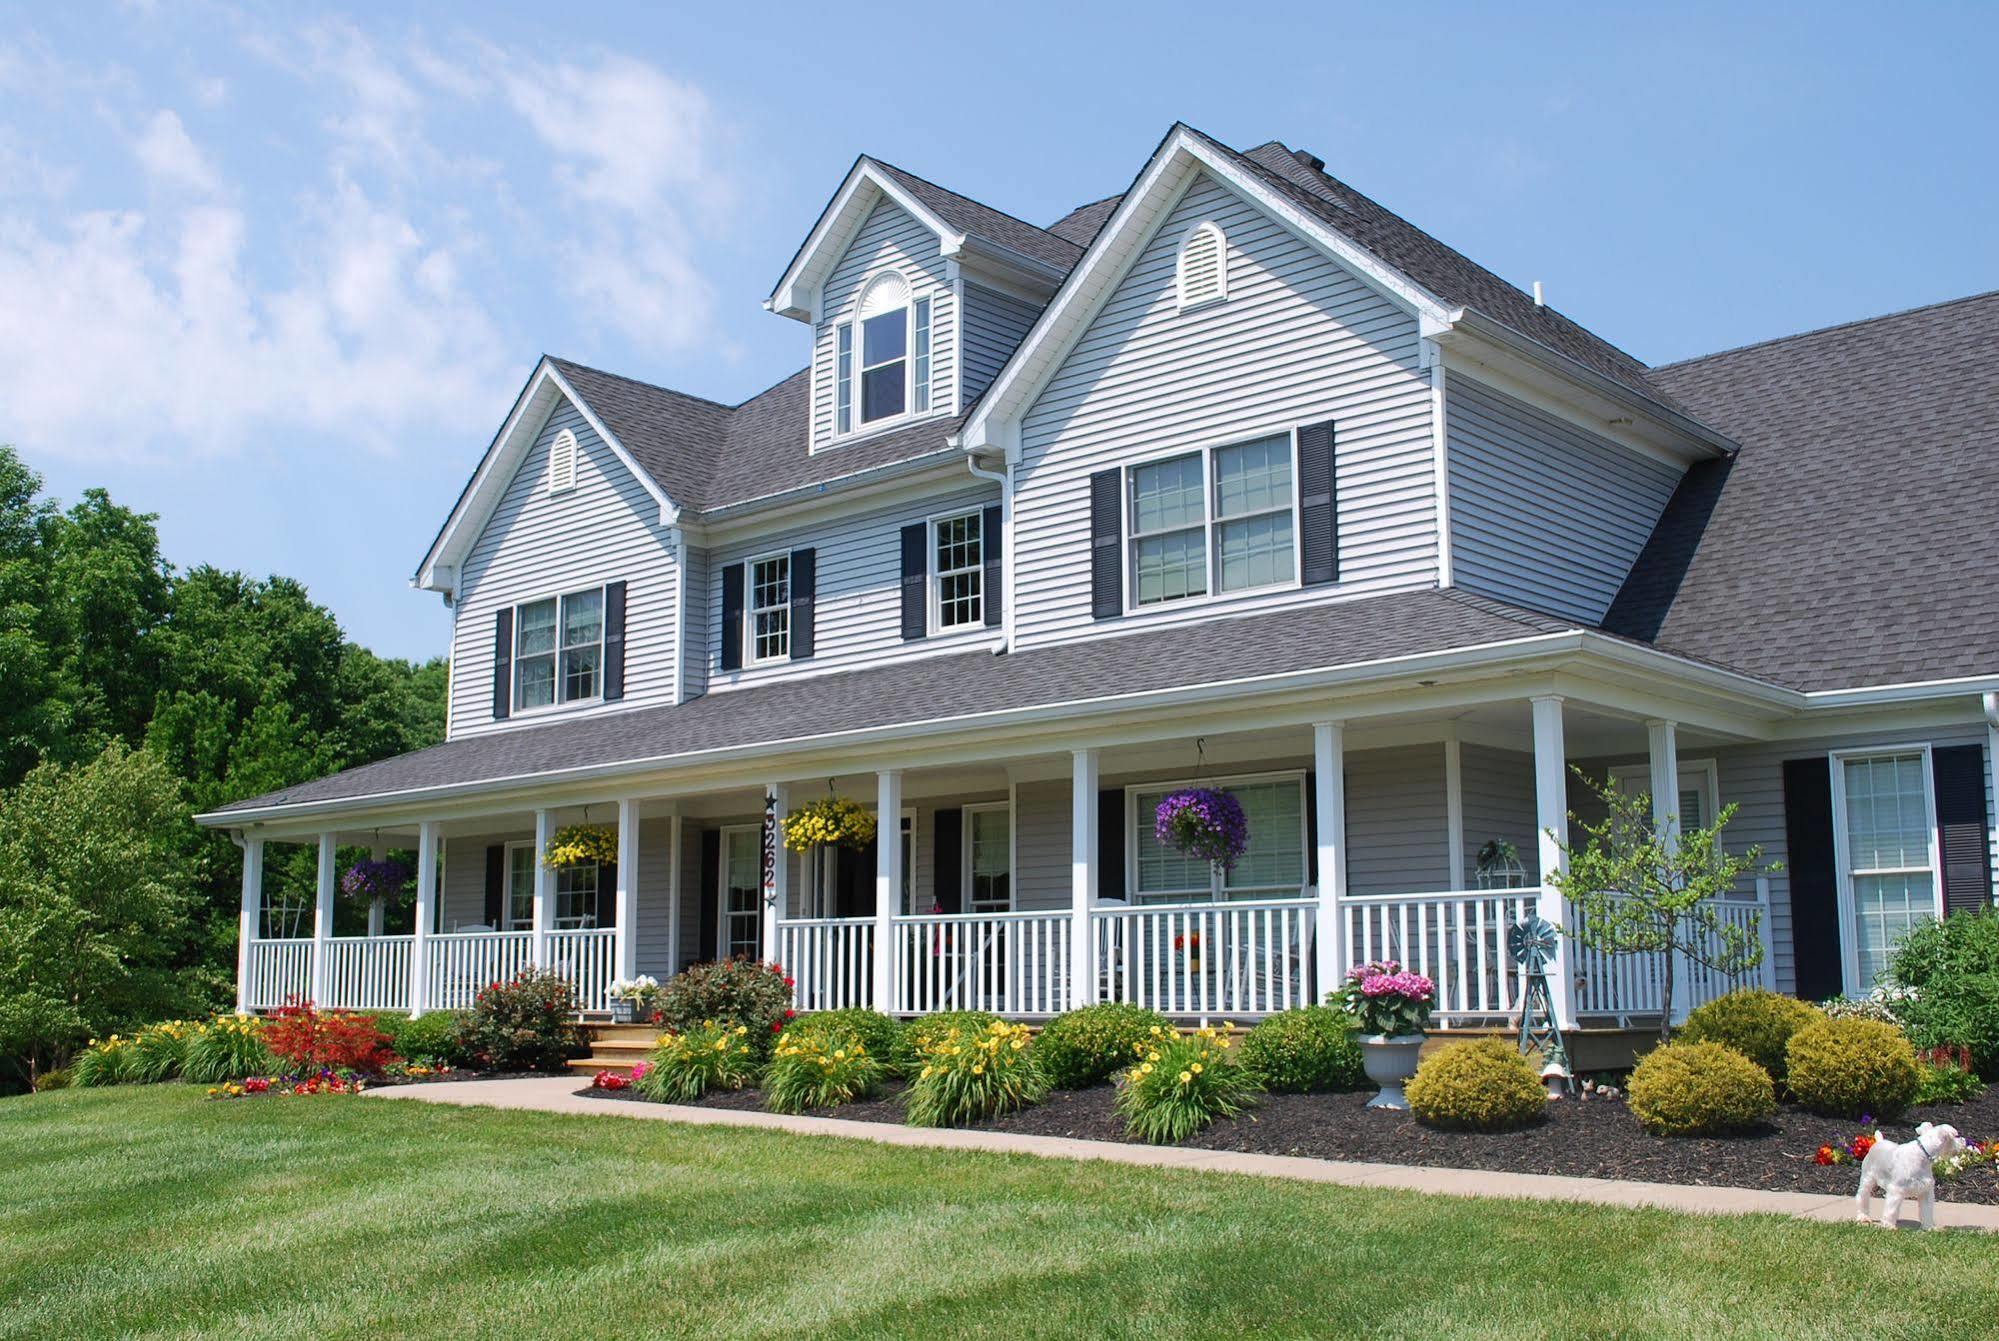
[235,693,1773,1029]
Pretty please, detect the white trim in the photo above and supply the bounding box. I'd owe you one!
[718,822,763,959]
[546,428,579,495]
[927,506,987,635]
[1124,768,1310,904]
[1828,743,1943,997]
[744,550,793,668]
[502,838,537,931]
[1121,423,1304,616]
[767,160,965,322]
[961,800,1015,913]
[1175,220,1228,309]
[816,267,943,450]
[1430,356,1454,587]
[506,585,608,717]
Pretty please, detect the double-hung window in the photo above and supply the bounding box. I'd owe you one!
[555,864,598,929]
[513,587,604,711]
[721,826,762,958]
[1834,750,1939,991]
[1129,774,1307,903]
[504,842,535,930]
[748,554,790,664]
[831,271,933,437]
[965,804,1012,912]
[933,510,983,630]
[1128,433,1296,608]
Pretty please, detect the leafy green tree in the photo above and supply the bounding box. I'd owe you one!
[1550,772,1777,1042]
[0,742,201,1086]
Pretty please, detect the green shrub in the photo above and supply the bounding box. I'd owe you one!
[1034,1003,1173,1089]
[905,1018,1046,1128]
[765,1022,883,1113]
[30,1068,70,1092]
[659,960,794,1060]
[1916,1060,1987,1106]
[69,1036,135,1087]
[1239,1007,1365,1093]
[1113,1024,1260,1143]
[794,1009,905,1077]
[124,1021,193,1084]
[636,1019,758,1101]
[180,1015,275,1084]
[379,1012,464,1066]
[1894,974,1999,1081]
[1405,1039,1547,1132]
[451,969,584,1072]
[1627,1041,1776,1135]
[1786,1017,1922,1118]
[1678,990,1822,1084]
[1890,909,1999,987]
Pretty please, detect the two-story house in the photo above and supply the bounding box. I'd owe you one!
[199,124,1999,1034]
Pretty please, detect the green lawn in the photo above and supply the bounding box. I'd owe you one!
[2,1088,1994,1340]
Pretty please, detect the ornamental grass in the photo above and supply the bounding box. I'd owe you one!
[636,1020,758,1101]
[904,1019,1046,1128]
[180,1015,276,1084]
[764,1023,883,1113]
[70,1035,135,1087]
[124,1021,194,1084]
[1112,1022,1260,1144]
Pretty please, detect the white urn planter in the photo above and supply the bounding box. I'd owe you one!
[1358,1033,1426,1109]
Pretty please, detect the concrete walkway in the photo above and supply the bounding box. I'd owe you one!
[367,1076,1999,1233]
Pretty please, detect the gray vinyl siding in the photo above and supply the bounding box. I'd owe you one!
[1458,743,1540,886]
[810,199,957,451]
[1447,373,1683,624]
[705,483,1000,691]
[960,281,1041,407]
[679,545,709,699]
[1012,170,1437,649]
[448,397,679,738]
[1014,780,1072,912]
[440,831,519,932]
[1344,746,1452,897]
[634,817,676,979]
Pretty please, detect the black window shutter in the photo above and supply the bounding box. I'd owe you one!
[899,522,927,640]
[981,504,1003,628]
[1099,788,1126,900]
[1298,420,1339,586]
[491,608,513,720]
[596,861,618,930]
[719,564,745,672]
[1089,469,1122,620]
[790,548,816,660]
[1934,744,1993,916]
[602,580,627,701]
[698,828,720,961]
[933,808,963,913]
[484,845,505,927]
[1782,757,1844,1001]
[1304,772,1318,886]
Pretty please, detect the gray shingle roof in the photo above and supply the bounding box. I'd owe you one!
[870,160,1083,273]
[1607,291,1999,691]
[1045,195,1122,248]
[212,590,1576,814]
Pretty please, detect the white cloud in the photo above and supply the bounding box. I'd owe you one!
[134,109,219,193]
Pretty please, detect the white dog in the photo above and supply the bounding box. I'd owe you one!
[1854,1122,1965,1229]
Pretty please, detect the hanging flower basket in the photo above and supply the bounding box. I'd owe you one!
[1154,788,1249,869]
[544,824,619,869]
[339,858,411,901]
[783,796,877,852]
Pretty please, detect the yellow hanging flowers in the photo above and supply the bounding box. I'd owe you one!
[543,824,619,869]
[783,796,877,852]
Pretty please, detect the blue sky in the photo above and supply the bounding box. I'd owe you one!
[5,2,1994,662]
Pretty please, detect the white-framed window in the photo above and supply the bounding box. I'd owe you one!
[1127,772,1308,903]
[964,802,1012,913]
[504,841,536,930]
[555,863,598,929]
[1176,221,1227,309]
[721,825,762,959]
[1831,748,1940,993]
[547,428,579,494]
[1127,431,1298,609]
[830,270,934,437]
[932,510,983,631]
[513,586,604,712]
[913,296,933,412]
[834,323,854,435]
[747,553,790,665]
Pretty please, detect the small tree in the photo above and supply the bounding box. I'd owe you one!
[1550,771,1775,1042]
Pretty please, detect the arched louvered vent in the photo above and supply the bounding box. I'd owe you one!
[548,428,579,494]
[1177,222,1227,309]
[857,270,910,321]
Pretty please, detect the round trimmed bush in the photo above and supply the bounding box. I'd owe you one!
[1238,1007,1365,1093]
[1678,990,1822,1084]
[1627,1041,1775,1135]
[1034,1003,1172,1089]
[1785,1016,1922,1118]
[1405,1039,1547,1132]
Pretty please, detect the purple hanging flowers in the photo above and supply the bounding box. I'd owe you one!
[339,858,411,901]
[1154,788,1250,869]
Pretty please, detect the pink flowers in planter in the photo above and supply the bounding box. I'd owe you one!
[1331,960,1437,1037]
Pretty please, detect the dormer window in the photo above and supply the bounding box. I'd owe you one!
[547,428,579,494]
[833,271,933,436]
[1176,222,1227,309]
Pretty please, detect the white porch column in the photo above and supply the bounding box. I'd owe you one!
[1313,721,1348,998]
[665,806,683,977]
[874,771,902,1010]
[762,784,789,965]
[532,809,555,969]
[1070,748,1100,1009]
[1647,718,1682,854]
[310,832,336,1005]
[366,837,386,938]
[615,798,641,983]
[410,821,438,1017]
[1531,695,1576,1027]
[235,835,264,1013]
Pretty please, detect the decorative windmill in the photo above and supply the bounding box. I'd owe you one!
[1507,915,1573,1097]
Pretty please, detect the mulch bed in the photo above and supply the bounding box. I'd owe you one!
[368,1069,559,1088]
[583,1080,1999,1204]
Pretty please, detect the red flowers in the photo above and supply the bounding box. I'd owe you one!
[1848,1133,1876,1161]
[592,1070,630,1091]
[243,1077,270,1095]
[1814,1145,1836,1166]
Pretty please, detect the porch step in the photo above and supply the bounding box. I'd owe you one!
[573,1022,664,1079]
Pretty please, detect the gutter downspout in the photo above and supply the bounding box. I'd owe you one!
[966,454,1014,654]
[1985,694,1999,898]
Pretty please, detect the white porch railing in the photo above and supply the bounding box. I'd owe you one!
[1091,898,1317,1016]
[546,928,618,1013]
[424,931,535,1011]
[1340,889,1542,1021]
[244,938,311,1010]
[324,936,412,1012]
[779,917,876,1011]
[893,909,1072,1015]
[1573,894,1771,1023]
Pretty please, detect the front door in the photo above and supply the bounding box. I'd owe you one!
[721,826,762,959]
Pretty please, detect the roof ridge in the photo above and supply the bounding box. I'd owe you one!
[867,156,1081,255]
[730,366,810,410]
[547,356,736,413]
[1652,288,1999,371]
[1047,191,1123,228]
